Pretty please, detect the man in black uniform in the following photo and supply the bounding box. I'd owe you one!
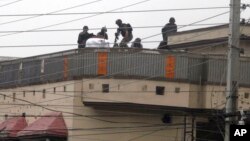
[162,17,177,44]
[77,26,94,48]
[115,19,133,47]
[97,27,108,40]
[157,41,169,49]
[131,38,143,49]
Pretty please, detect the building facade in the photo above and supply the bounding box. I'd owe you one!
[167,24,250,55]
[0,44,249,140]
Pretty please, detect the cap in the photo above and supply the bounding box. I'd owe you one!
[101,26,107,32]
[116,19,122,25]
[135,38,141,42]
[83,26,89,30]
[169,17,175,23]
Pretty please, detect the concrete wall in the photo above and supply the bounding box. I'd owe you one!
[201,85,250,110]
[1,78,249,141]
[82,79,193,108]
[0,81,75,139]
[184,40,250,56]
[0,79,192,141]
[169,27,228,45]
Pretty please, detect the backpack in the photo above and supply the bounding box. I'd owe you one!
[126,23,133,33]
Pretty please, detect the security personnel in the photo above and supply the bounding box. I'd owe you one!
[162,17,177,44]
[97,27,108,40]
[77,26,94,48]
[115,19,133,47]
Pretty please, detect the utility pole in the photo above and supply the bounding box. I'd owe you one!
[224,0,241,141]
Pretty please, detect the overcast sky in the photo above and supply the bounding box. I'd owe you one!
[0,0,249,57]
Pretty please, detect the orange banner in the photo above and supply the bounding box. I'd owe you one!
[98,52,108,75]
[166,55,175,79]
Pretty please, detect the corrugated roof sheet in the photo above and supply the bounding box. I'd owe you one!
[0,116,27,138]
[18,112,68,137]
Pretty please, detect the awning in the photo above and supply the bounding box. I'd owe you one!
[0,116,27,138]
[18,112,68,137]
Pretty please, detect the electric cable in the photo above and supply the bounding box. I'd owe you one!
[0,11,242,124]
[0,41,231,117]
[0,51,223,121]
[0,0,104,26]
[0,0,23,8]
[0,7,230,17]
[0,0,152,38]
[141,11,230,43]
[0,23,228,33]
[0,54,224,120]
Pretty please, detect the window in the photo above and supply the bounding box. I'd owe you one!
[13,93,16,102]
[142,85,147,91]
[33,90,35,96]
[175,87,180,93]
[156,86,165,95]
[3,95,6,100]
[89,83,94,90]
[43,89,46,99]
[244,93,249,99]
[64,86,66,92]
[162,114,172,123]
[102,84,109,93]
[23,91,26,97]
[53,87,56,93]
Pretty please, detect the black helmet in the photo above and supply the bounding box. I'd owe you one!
[83,26,89,30]
[116,19,122,25]
[135,38,141,42]
[101,26,107,32]
[169,17,175,23]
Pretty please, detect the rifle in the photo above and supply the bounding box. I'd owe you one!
[113,35,119,48]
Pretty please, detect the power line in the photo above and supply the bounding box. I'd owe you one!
[0,53,191,122]
[0,90,238,93]
[0,0,23,8]
[141,10,230,42]
[0,0,104,26]
[0,38,230,48]
[0,16,235,114]
[0,124,172,131]
[0,0,151,38]
[0,54,223,118]
[0,8,239,139]
[0,25,230,79]
[0,92,153,124]
[0,7,229,17]
[0,23,228,33]
[0,52,218,115]
[1,41,229,98]
[0,47,209,88]
[0,43,76,48]
[151,6,249,49]
[0,42,231,108]
[0,41,166,48]
[127,128,164,141]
